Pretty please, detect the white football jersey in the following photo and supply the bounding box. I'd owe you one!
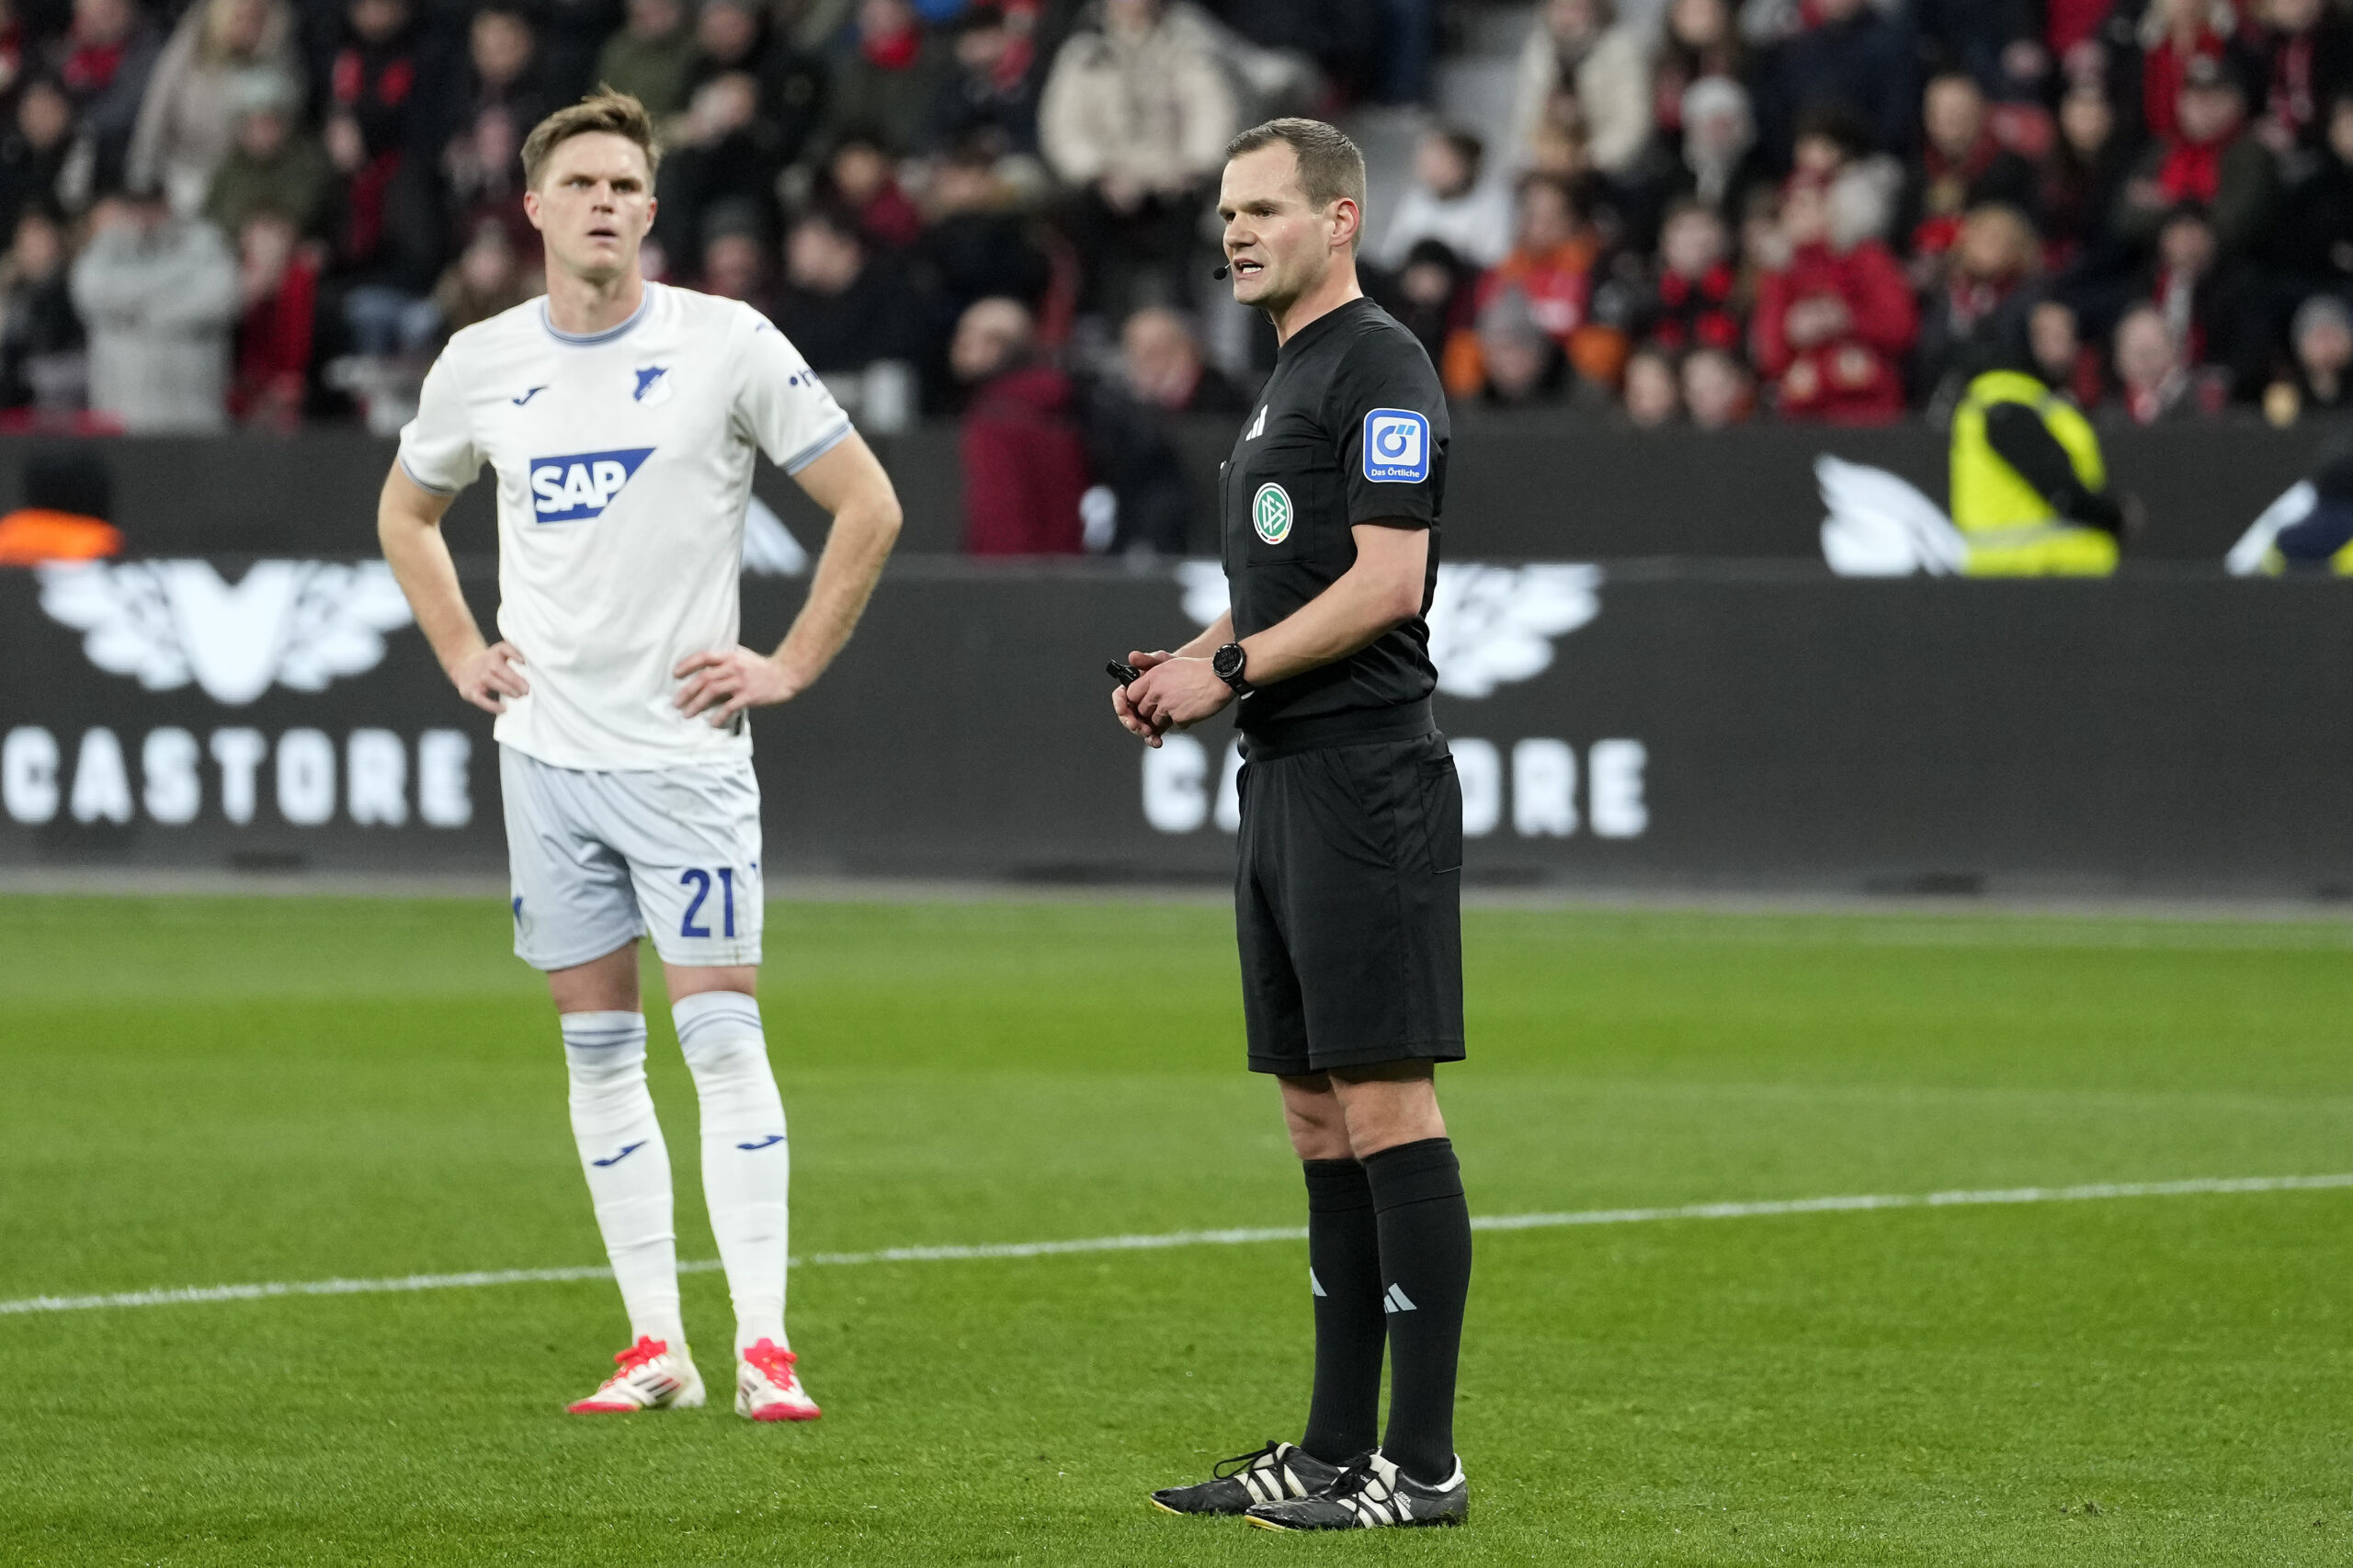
[397,282,851,771]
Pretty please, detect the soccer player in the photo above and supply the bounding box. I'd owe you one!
[1113,119,1472,1530]
[377,92,901,1421]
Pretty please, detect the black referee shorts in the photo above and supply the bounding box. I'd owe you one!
[1234,711,1466,1076]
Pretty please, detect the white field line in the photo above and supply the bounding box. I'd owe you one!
[7,1172,2350,1318]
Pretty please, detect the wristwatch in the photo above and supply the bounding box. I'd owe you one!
[1211,642,1252,695]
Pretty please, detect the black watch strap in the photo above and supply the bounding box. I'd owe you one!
[1212,642,1251,693]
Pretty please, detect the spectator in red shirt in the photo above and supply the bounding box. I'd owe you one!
[2115,55,2279,256]
[227,210,315,429]
[1633,199,1743,357]
[2046,0,2112,60]
[952,295,1089,555]
[1752,180,1917,422]
[2138,0,2248,144]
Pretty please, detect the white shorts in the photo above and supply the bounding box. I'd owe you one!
[501,744,765,971]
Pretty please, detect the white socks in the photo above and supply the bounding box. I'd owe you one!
[561,1012,684,1350]
[672,991,790,1354]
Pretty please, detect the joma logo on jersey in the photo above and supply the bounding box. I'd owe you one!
[529,449,655,522]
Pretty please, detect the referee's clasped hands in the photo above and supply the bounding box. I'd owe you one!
[1114,651,1235,748]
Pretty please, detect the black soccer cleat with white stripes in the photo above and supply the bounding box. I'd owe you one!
[1244,1449,1469,1530]
[1148,1441,1341,1516]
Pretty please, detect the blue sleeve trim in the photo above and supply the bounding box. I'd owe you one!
[397,453,459,495]
[781,419,854,475]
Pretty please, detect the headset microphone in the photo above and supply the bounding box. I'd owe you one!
[1212,263,1230,280]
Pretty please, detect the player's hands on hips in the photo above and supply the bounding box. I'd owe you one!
[1113,649,1176,747]
[674,646,805,724]
[1127,654,1233,742]
[450,641,529,714]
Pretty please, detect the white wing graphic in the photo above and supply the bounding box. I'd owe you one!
[1170,560,1601,699]
[36,561,193,691]
[276,562,415,696]
[1816,455,1967,576]
[1427,564,1601,699]
[2227,481,2313,576]
[38,558,414,705]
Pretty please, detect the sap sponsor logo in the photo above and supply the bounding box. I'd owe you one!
[38,560,414,706]
[1,726,474,830]
[1176,561,1601,699]
[1142,736,1646,840]
[529,448,654,522]
[1361,408,1430,483]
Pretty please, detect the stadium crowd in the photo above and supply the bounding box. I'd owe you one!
[0,0,2349,480]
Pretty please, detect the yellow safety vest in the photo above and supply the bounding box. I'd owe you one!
[1949,369,2117,576]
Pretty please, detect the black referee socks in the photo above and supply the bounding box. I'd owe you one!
[1300,1158,1385,1464]
[1363,1136,1472,1487]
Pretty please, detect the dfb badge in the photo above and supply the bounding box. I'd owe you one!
[1253,482,1293,544]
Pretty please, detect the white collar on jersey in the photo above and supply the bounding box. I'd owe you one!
[540,286,654,347]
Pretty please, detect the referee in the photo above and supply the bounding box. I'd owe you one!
[1115,119,1471,1532]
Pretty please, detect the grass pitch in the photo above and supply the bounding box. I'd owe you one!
[2,892,2350,1566]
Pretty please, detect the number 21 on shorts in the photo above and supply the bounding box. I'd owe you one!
[678,868,738,938]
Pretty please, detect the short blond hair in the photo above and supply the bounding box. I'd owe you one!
[521,89,661,189]
[1225,119,1366,222]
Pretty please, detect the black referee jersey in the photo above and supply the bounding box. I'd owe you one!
[1220,296,1449,745]
[1219,296,1464,1076]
